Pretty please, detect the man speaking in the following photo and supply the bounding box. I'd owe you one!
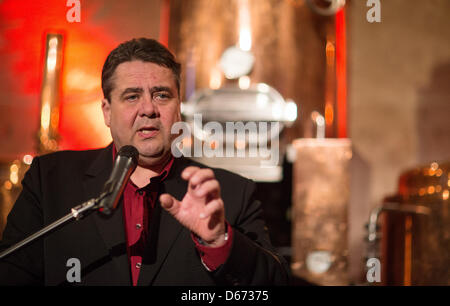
[0,38,289,286]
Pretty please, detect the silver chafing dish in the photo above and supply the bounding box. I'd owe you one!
[180,83,297,182]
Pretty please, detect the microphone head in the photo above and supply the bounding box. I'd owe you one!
[118,145,139,165]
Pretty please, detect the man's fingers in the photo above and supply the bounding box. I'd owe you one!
[188,169,215,191]
[181,166,200,181]
[199,199,223,219]
[190,168,215,186]
[160,193,180,215]
[195,179,220,198]
[182,167,215,184]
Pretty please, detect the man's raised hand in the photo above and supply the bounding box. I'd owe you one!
[159,166,226,247]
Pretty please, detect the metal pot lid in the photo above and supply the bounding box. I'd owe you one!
[181,83,297,125]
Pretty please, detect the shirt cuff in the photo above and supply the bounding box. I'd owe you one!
[191,222,233,272]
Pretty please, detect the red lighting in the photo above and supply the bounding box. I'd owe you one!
[159,0,171,47]
[335,7,347,138]
[0,0,119,152]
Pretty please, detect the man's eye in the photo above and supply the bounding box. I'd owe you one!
[154,92,171,100]
[125,95,138,101]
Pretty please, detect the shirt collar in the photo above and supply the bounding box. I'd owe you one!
[112,143,174,186]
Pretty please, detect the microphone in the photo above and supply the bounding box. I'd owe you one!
[97,145,139,215]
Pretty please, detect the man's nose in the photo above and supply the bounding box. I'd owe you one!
[139,95,158,118]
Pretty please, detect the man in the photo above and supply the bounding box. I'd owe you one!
[0,38,289,285]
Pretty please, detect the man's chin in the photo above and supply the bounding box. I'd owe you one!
[137,150,171,168]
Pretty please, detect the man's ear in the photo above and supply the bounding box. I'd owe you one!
[101,98,111,128]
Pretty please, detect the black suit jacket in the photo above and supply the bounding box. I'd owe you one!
[0,145,289,285]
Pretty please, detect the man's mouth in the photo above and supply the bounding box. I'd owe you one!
[137,126,159,138]
[139,128,157,134]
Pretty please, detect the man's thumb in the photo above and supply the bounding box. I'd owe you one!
[160,193,180,215]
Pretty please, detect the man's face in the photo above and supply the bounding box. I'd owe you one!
[102,60,181,167]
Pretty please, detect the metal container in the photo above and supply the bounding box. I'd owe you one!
[180,83,297,182]
[366,161,450,285]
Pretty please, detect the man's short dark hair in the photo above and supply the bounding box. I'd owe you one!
[101,38,181,102]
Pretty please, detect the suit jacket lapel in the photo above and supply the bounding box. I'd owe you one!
[82,144,131,285]
[137,157,190,286]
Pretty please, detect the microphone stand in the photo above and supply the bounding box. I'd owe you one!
[0,192,109,260]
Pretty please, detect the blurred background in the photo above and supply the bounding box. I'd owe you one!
[0,0,449,285]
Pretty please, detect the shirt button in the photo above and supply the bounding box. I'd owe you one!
[136,223,142,229]
[138,190,143,195]
[135,262,142,269]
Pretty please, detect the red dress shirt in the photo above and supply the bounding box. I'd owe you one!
[112,145,232,285]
